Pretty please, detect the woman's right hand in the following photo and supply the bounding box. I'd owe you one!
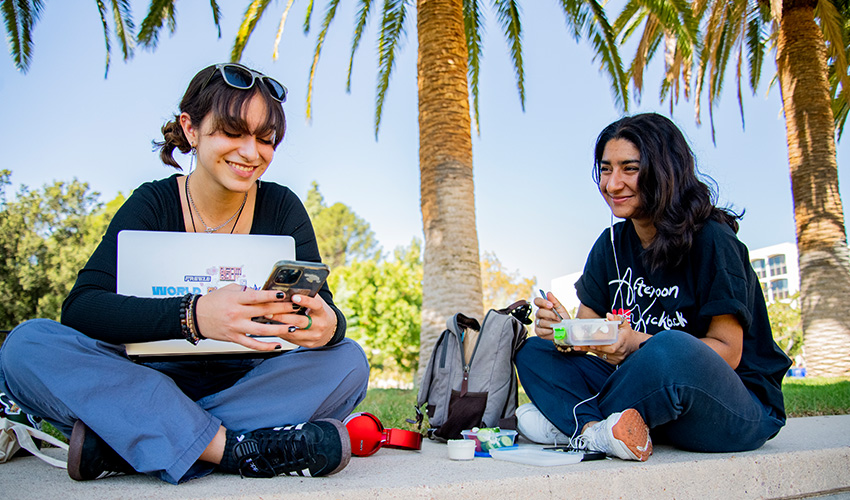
[193,283,298,351]
[532,292,570,341]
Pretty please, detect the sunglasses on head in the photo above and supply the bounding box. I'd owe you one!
[200,63,288,103]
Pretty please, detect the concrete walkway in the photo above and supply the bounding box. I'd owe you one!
[1,415,849,499]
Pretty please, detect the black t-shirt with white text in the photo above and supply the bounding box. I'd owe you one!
[575,219,791,420]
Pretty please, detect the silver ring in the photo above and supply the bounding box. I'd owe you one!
[602,353,608,360]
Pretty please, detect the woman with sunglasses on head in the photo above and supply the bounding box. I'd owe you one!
[0,63,369,483]
[515,113,791,461]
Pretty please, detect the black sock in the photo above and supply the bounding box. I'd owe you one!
[219,429,253,474]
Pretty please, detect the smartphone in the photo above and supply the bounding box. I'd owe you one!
[252,260,329,323]
[543,447,606,461]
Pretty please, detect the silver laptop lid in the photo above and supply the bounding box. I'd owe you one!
[117,230,298,357]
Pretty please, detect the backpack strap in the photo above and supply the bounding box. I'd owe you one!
[414,328,452,430]
[496,300,533,325]
[1,418,68,468]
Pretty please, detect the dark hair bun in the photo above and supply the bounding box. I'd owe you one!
[155,117,192,169]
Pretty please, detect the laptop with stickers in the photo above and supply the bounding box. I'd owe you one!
[117,230,299,358]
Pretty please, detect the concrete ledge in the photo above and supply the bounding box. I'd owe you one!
[1,415,848,499]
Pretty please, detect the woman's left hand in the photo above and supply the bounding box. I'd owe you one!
[573,313,651,365]
[263,293,337,348]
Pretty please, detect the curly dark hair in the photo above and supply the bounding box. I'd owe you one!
[593,113,742,271]
[154,63,287,169]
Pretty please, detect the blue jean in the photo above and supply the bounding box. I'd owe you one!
[0,319,370,483]
[515,330,784,452]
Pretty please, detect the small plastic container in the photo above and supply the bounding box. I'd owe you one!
[552,319,619,346]
[447,439,475,460]
[460,428,518,457]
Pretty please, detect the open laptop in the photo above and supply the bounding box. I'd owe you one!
[117,230,299,359]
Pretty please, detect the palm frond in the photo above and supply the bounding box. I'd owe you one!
[707,5,733,141]
[210,0,222,38]
[614,0,644,38]
[137,0,177,48]
[306,0,343,121]
[346,0,374,91]
[558,0,629,111]
[304,0,315,33]
[831,84,848,139]
[629,13,660,98]
[493,0,525,111]
[659,31,683,106]
[693,0,729,132]
[719,1,749,132]
[94,0,112,78]
[639,0,698,57]
[109,0,135,63]
[3,0,44,72]
[745,2,769,91]
[816,0,850,107]
[615,2,651,100]
[374,0,410,137]
[232,0,274,62]
[826,7,850,141]
[558,0,584,41]
[736,41,745,130]
[620,0,698,108]
[464,0,484,135]
[272,0,296,61]
[676,36,694,103]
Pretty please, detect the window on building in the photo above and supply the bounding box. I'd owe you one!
[752,259,767,279]
[771,279,789,301]
[768,254,787,276]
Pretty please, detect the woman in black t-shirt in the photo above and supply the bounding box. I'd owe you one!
[515,113,790,461]
[0,64,369,483]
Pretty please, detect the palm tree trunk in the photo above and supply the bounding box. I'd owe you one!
[777,0,850,377]
[417,0,484,376]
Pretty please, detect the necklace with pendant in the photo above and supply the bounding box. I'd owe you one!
[185,172,248,234]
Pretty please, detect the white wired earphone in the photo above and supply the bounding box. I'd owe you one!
[554,214,625,448]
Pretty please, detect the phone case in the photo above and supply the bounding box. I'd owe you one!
[261,260,329,297]
[253,261,330,323]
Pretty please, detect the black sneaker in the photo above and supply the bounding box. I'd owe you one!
[226,419,351,478]
[68,420,137,481]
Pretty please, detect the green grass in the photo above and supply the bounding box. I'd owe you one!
[35,376,849,444]
[355,377,850,432]
[782,377,850,417]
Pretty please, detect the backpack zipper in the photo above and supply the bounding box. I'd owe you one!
[459,311,491,397]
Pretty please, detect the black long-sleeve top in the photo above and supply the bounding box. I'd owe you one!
[61,174,346,346]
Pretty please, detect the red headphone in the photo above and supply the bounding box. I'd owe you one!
[343,412,423,457]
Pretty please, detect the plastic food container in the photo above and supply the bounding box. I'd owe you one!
[460,428,518,457]
[552,319,619,346]
[446,439,476,460]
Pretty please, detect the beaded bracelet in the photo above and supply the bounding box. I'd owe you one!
[179,293,204,345]
[555,343,575,354]
[190,294,203,340]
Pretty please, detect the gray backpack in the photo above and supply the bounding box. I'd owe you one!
[415,301,530,440]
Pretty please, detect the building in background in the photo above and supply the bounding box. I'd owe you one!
[550,242,801,311]
[749,242,800,304]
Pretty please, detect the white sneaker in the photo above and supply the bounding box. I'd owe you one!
[516,403,571,445]
[575,409,652,461]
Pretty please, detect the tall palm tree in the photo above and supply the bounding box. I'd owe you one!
[138,0,629,374]
[618,0,850,377]
[777,0,850,378]
[3,0,135,77]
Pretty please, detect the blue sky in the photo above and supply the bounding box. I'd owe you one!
[1,2,847,294]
